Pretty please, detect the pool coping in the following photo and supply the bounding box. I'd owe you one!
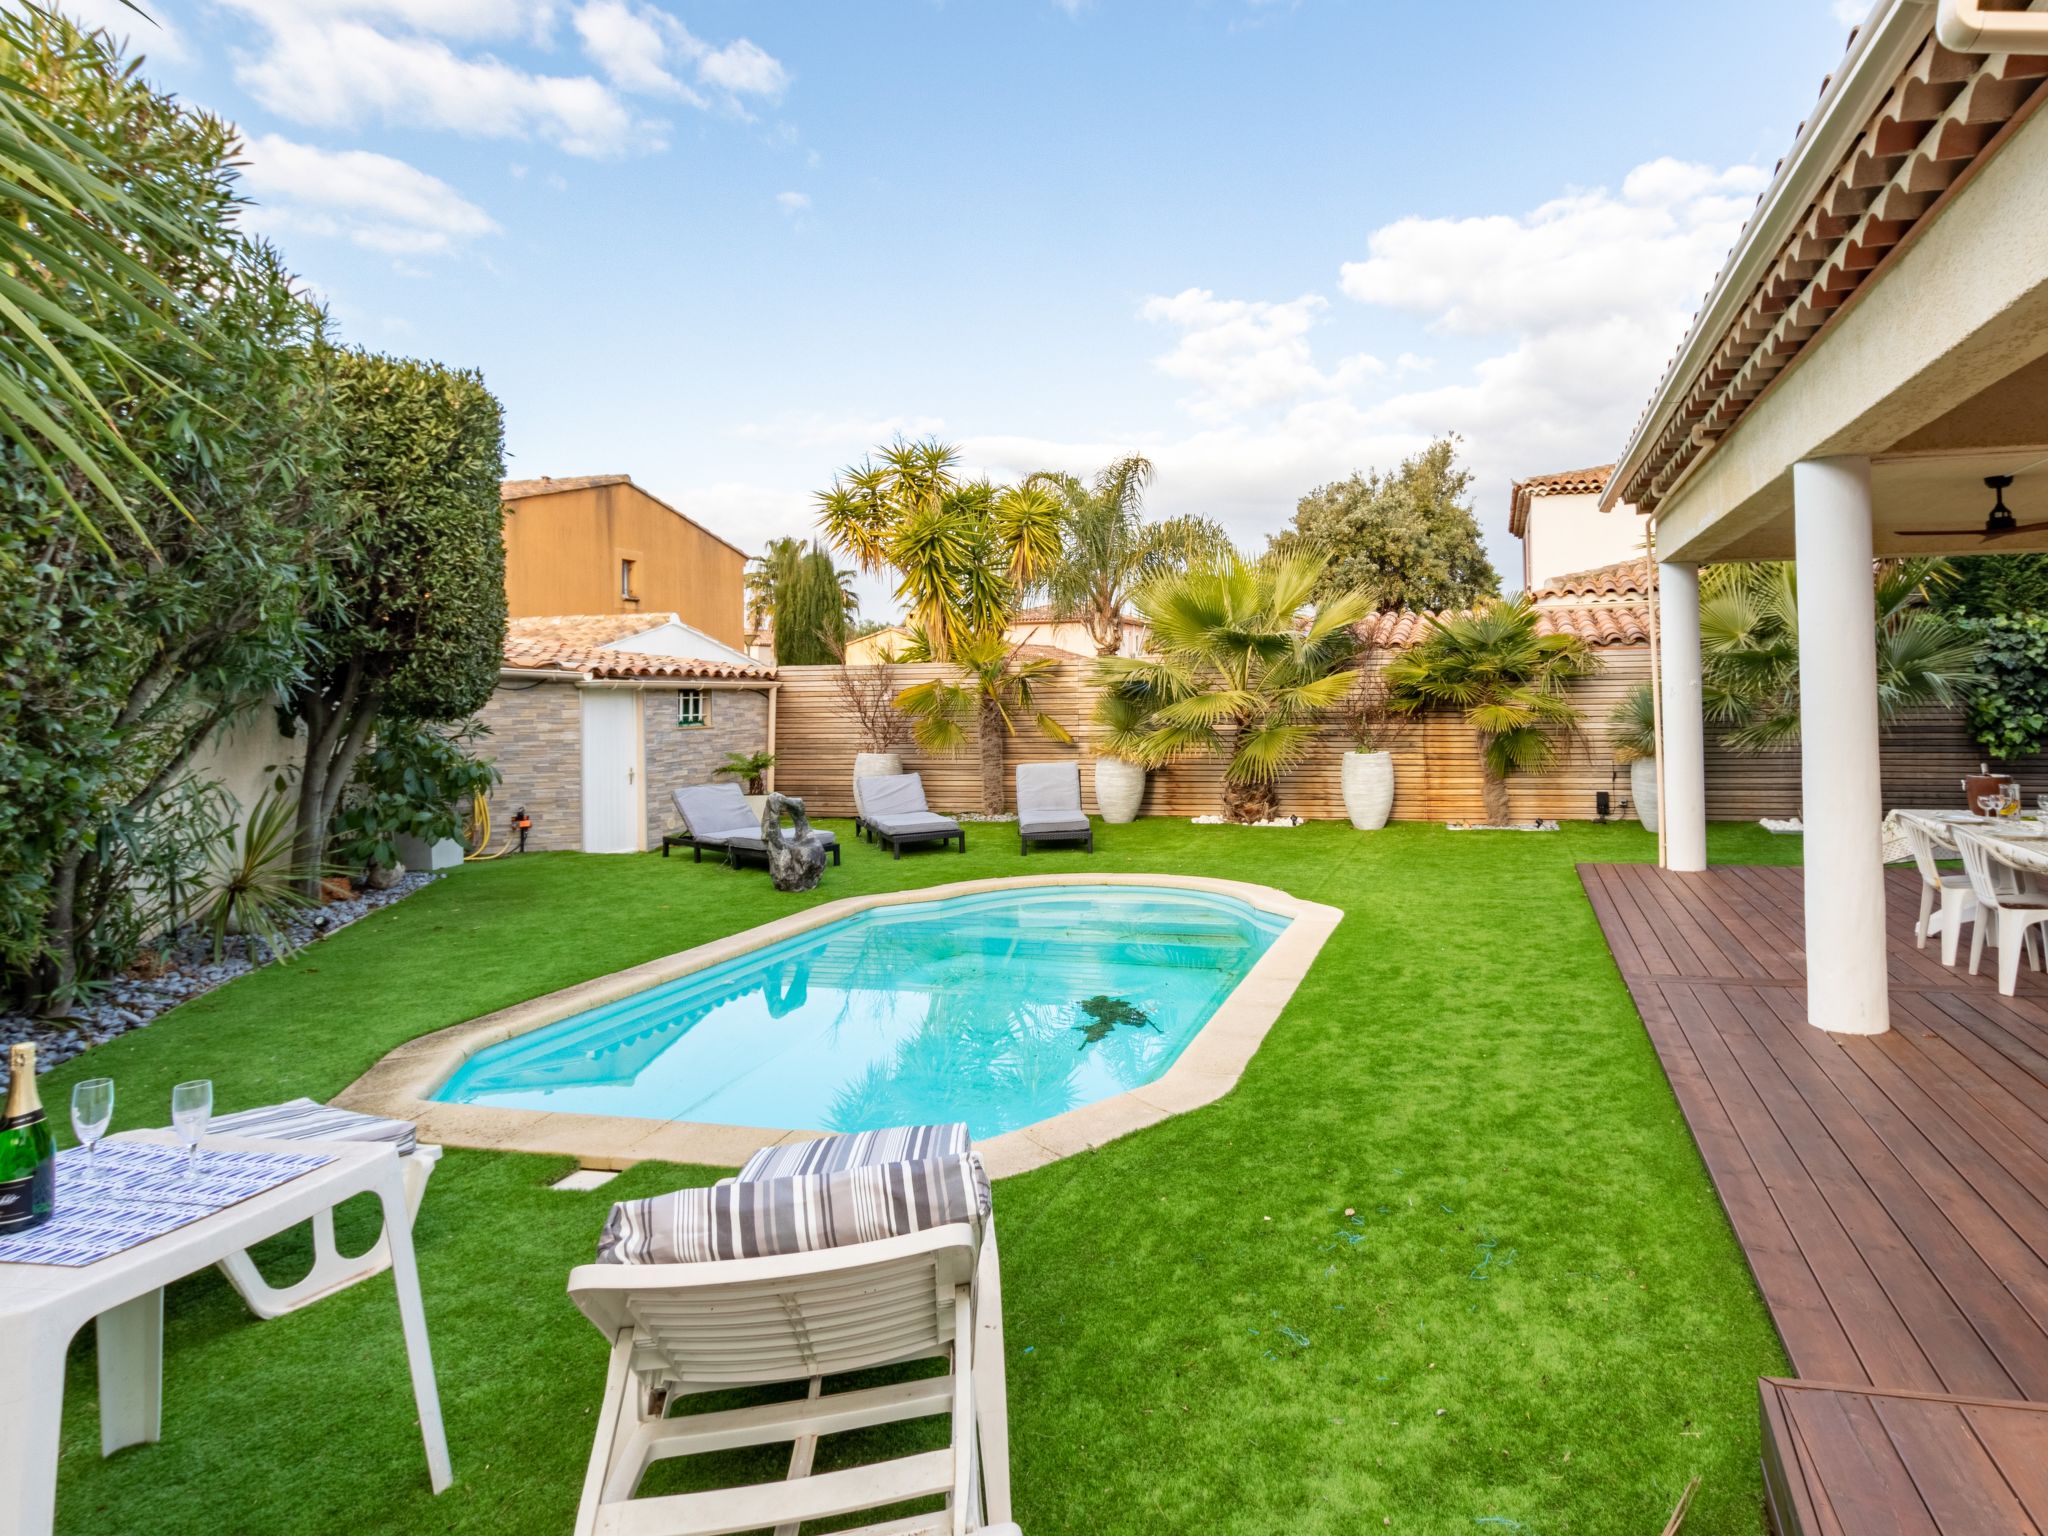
[334,873,1343,1177]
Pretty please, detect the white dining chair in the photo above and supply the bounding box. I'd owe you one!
[1901,815,1978,967]
[1954,829,2048,997]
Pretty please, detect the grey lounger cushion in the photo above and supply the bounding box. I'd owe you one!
[1017,763,1089,837]
[596,1153,984,1265]
[861,773,961,836]
[725,827,839,855]
[673,783,757,843]
[1020,811,1090,835]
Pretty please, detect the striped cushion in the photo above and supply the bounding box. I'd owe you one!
[210,1097,419,1156]
[739,1124,970,1181]
[597,1154,982,1265]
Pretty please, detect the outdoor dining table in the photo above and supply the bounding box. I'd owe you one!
[0,1129,451,1536]
[1896,808,2048,854]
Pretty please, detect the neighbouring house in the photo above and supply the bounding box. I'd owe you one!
[500,474,751,650]
[478,614,776,853]
[1508,464,1643,591]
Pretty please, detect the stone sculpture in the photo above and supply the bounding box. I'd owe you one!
[761,792,828,892]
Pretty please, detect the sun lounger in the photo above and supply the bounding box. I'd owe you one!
[208,1097,441,1320]
[568,1124,1014,1536]
[1015,762,1093,854]
[860,772,966,858]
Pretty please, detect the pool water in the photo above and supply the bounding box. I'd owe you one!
[435,885,1288,1140]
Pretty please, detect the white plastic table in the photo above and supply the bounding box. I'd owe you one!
[0,1130,451,1535]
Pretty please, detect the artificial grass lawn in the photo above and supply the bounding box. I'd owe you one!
[39,819,1800,1535]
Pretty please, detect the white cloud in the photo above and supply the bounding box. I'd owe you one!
[1139,288,1382,421]
[1831,0,1874,26]
[774,189,810,214]
[220,0,558,41]
[237,133,500,256]
[232,17,646,156]
[50,0,190,60]
[570,1,787,105]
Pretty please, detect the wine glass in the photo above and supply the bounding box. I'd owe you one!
[1978,794,2003,819]
[171,1080,212,1181]
[70,1078,113,1181]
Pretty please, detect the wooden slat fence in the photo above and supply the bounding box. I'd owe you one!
[771,654,2048,822]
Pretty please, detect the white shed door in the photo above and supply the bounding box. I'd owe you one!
[580,690,643,853]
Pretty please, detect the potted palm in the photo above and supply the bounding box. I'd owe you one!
[833,651,911,786]
[1090,683,1151,823]
[1610,683,1659,833]
[1383,597,1597,825]
[1094,552,1372,823]
[1339,666,1399,830]
[717,750,778,817]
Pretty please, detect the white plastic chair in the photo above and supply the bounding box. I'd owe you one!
[567,1219,1015,1536]
[1954,829,2048,997]
[1901,815,1978,966]
[207,1098,443,1319]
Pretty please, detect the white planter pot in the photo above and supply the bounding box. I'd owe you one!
[1630,756,1660,834]
[853,751,903,783]
[1340,750,1395,830]
[1094,757,1146,824]
[743,793,770,821]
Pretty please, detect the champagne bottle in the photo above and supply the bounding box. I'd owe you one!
[0,1042,56,1233]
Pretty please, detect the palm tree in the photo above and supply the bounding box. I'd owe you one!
[2,6,205,547]
[895,628,1073,812]
[816,438,1064,659]
[1698,559,1979,752]
[1094,552,1372,823]
[1022,454,1235,655]
[1382,596,1598,824]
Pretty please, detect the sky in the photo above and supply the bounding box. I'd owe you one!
[57,0,1876,615]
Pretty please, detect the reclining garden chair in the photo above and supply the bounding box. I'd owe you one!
[568,1123,1015,1536]
[208,1097,442,1319]
[860,772,967,858]
[666,783,840,868]
[1015,763,1092,855]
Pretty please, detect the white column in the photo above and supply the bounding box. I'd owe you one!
[1657,561,1707,873]
[1794,456,1889,1036]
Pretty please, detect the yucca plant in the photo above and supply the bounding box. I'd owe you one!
[1094,552,1373,822]
[1383,596,1598,824]
[895,629,1073,813]
[1699,559,1979,752]
[195,788,320,962]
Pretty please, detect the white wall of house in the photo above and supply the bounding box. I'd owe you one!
[185,706,304,817]
[1522,490,1645,589]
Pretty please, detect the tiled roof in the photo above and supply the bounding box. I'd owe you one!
[1508,465,1615,536]
[1527,558,1653,603]
[1009,604,1139,627]
[1616,27,2048,514]
[502,614,774,681]
[1011,641,1089,662]
[1356,597,1650,651]
[500,474,632,500]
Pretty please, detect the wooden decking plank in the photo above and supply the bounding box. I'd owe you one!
[1786,1387,1942,1534]
[1663,981,1938,1389]
[1744,989,2048,1399]
[1638,869,1777,982]
[1697,984,2022,1399]
[1873,1394,2045,1533]
[1957,1402,2048,1525]
[1897,993,2048,1171]
[1637,982,1866,1383]
[1659,869,1804,983]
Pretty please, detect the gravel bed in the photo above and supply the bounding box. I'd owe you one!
[2,872,440,1073]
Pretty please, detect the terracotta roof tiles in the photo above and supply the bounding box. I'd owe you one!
[500,474,632,500]
[1508,464,1615,536]
[1527,558,1653,602]
[502,614,774,681]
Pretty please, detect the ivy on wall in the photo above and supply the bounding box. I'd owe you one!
[1961,615,2048,762]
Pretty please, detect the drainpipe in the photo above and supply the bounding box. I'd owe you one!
[1936,0,2048,51]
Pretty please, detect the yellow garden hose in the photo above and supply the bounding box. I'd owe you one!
[463,790,518,860]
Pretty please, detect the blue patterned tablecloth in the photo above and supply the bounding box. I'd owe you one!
[0,1142,334,1267]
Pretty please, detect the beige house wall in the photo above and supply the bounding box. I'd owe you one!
[1521,491,1646,590]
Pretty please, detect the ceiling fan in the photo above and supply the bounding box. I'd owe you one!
[1899,475,2048,543]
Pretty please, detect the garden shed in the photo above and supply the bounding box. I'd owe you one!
[479,614,777,853]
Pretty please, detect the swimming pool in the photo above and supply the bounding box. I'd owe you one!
[434,884,1289,1140]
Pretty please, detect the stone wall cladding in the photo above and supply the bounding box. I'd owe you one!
[476,680,583,851]
[642,687,771,843]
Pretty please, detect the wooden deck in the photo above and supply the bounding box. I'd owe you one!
[1580,863,2048,1533]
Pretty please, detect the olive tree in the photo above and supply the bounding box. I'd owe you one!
[289,352,507,886]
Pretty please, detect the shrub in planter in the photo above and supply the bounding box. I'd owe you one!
[331,720,498,880]
[1339,665,1399,830]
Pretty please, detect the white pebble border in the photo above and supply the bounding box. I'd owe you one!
[2,872,440,1073]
